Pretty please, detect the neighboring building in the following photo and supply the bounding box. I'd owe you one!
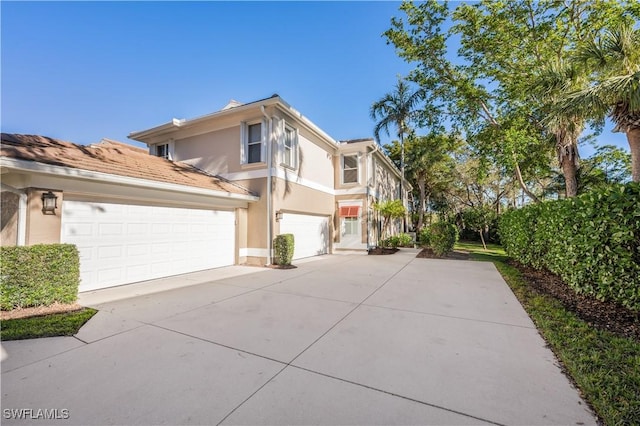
[1,95,409,291]
[129,95,409,265]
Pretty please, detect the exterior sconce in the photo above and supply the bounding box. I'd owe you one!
[41,191,58,215]
[275,210,283,222]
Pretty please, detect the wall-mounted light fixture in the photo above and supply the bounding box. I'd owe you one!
[41,191,58,215]
[275,210,283,222]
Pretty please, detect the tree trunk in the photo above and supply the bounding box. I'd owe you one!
[479,230,487,251]
[560,148,578,198]
[627,128,640,182]
[417,177,426,232]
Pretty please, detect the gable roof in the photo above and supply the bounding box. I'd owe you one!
[128,94,339,152]
[0,133,256,198]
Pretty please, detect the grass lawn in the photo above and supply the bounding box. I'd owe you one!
[457,240,640,425]
[0,308,97,341]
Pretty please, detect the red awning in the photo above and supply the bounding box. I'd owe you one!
[339,206,360,217]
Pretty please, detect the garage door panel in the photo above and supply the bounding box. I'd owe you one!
[62,201,235,291]
[280,213,329,260]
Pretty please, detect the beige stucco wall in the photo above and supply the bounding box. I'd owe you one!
[1,192,19,246]
[175,126,251,175]
[25,188,63,245]
[292,130,335,189]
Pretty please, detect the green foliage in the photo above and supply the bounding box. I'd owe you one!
[0,244,80,310]
[419,227,431,246]
[499,183,640,310]
[1,308,97,341]
[273,234,295,266]
[381,233,414,249]
[374,199,406,239]
[426,221,458,256]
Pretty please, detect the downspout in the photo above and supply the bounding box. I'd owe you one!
[1,183,27,246]
[366,144,379,249]
[261,106,273,265]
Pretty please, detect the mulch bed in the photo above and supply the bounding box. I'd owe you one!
[367,247,399,255]
[266,264,298,269]
[510,260,640,341]
[416,248,470,260]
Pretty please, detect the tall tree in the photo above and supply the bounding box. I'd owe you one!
[565,23,640,181]
[386,133,458,231]
[370,77,424,230]
[385,0,639,200]
[532,61,586,197]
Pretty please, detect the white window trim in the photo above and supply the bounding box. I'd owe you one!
[152,140,174,160]
[240,120,267,165]
[280,124,299,170]
[341,153,360,185]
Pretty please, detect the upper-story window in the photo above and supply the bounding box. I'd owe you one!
[247,123,262,163]
[241,121,264,164]
[342,154,359,184]
[155,143,170,160]
[282,125,298,168]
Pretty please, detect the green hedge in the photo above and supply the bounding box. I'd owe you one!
[380,233,414,249]
[499,183,640,311]
[426,222,458,256]
[274,234,295,266]
[0,244,80,310]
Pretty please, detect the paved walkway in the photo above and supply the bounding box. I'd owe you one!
[1,250,596,425]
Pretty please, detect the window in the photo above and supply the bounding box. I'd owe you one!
[282,126,297,168]
[343,217,359,236]
[156,144,169,159]
[247,123,262,164]
[342,155,358,184]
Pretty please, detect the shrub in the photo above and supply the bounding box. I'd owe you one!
[427,222,458,256]
[0,244,80,310]
[397,233,414,247]
[499,183,640,311]
[273,234,295,266]
[380,235,399,248]
[419,227,431,246]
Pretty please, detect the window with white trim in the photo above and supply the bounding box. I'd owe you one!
[155,143,170,159]
[343,217,359,236]
[342,154,359,184]
[282,125,298,168]
[247,123,262,164]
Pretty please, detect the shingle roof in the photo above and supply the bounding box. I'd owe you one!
[0,133,255,197]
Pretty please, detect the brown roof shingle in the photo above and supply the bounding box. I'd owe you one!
[0,133,255,197]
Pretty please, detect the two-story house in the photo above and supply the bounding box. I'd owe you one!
[129,95,409,266]
[1,95,408,291]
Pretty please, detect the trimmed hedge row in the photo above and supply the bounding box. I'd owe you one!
[0,244,80,310]
[499,183,640,311]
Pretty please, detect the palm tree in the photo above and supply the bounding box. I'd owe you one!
[533,61,586,197]
[370,78,424,231]
[565,23,640,181]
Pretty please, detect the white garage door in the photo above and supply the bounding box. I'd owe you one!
[279,213,329,260]
[61,201,235,291]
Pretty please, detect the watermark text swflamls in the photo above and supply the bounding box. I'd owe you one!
[3,408,70,420]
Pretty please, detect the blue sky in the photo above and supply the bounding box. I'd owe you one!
[1,1,629,158]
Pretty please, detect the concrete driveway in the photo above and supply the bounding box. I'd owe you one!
[1,250,596,425]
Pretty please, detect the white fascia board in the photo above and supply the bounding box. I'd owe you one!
[128,96,341,153]
[129,98,283,142]
[0,157,259,202]
[272,103,340,153]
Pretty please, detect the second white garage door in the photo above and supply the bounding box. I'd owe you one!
[61,201,235,292]
[279,213,329,260]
